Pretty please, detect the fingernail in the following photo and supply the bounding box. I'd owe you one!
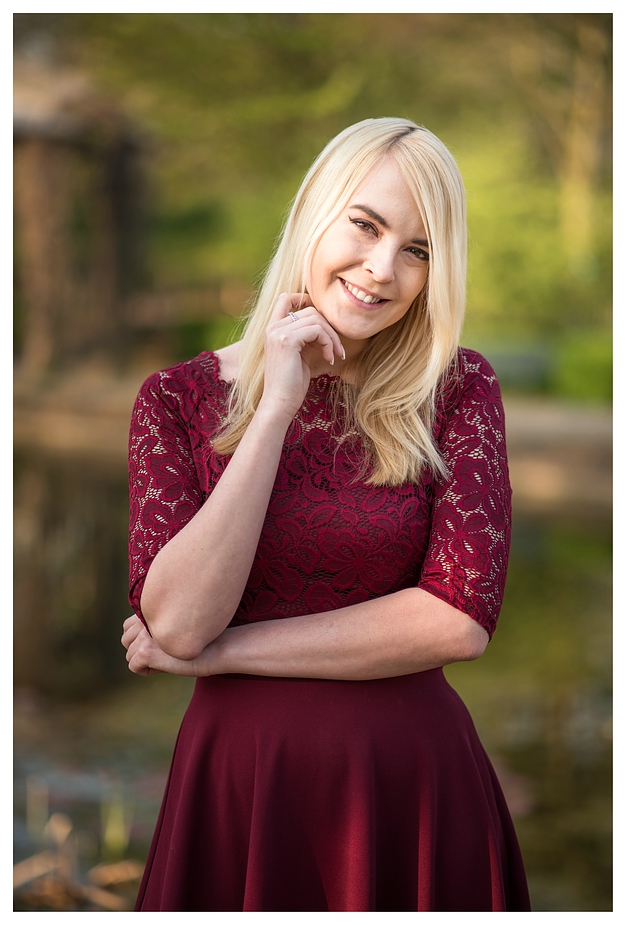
[341,345,346,360]
[330,355,334,366]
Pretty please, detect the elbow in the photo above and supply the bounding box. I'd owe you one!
[456,616,489,662]
[141,582,229,660]
[142,606,216,661]
[406,590,490,668]
[156,630,206,661]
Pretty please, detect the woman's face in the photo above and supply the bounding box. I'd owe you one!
[306,156,429,359]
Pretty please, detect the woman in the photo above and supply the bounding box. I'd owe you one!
[122,117,531,912]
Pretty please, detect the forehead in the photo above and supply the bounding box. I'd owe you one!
[348,156,425,232]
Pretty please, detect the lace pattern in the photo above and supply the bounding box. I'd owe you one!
[128,349,511,639]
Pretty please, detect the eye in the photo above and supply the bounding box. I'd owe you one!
[349,217,378,236]
[407,246,429,263]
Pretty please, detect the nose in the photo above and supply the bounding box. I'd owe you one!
[363,241,395,283]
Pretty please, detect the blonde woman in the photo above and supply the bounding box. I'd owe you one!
[122,118,530,912]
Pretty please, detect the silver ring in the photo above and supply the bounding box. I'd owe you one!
[288,311,298,323]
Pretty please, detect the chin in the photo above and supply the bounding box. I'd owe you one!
[341,314,389,340]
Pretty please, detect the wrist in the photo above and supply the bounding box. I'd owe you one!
[197,630,233,676]
[255,394,298,432]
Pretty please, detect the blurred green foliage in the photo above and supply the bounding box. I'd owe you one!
[551,329,612,402]
[14,12,612,399]
[173,314,242,362]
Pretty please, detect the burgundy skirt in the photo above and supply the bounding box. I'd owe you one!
[135,668,530,911]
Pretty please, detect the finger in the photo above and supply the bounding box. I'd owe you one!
[127,627,159,660]
[126,625,148,652]
[126,639,148,671]
[297,321,338,367]
[121,620,143,650]
[124,627,153,663]
[128,637,163,676]
[296,308,344,360]
[271,292,314,323]
[273,305,345,363]
[128,652,154,676]
[281,316,344,366]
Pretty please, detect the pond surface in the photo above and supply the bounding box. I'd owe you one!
[13,513,611,911]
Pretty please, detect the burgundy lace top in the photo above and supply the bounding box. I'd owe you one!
[128,348,511,639]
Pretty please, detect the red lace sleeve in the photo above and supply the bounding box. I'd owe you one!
[128,363,208,624]
[417,350,512,639]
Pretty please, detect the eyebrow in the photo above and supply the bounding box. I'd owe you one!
[350,203,429,248]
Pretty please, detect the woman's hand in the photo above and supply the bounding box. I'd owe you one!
[121,614,204,677]
[259,294,345,424]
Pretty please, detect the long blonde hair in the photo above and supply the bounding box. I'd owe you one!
[213,117,467,485]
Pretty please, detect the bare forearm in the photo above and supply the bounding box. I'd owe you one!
[201,588,489,681]
[141,402,290,658]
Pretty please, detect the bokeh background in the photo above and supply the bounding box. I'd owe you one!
[13,12,612,912]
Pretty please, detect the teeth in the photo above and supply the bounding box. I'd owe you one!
[343,280,382,303]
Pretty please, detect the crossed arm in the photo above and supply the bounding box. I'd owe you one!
[122,587,488,681]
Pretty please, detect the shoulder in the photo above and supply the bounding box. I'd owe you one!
[439,347,503,409]
[433,348,506,440]
[134,351,226,425]
[457,347,500,385]
[213,341,241,382]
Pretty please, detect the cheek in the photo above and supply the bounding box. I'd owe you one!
[410,267,428,300]
[306,240,328,286]
[306,247,337,296]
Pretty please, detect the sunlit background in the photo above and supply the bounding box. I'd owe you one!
[13,12,612,912]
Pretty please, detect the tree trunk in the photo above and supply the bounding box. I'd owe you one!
[14,139,74,375]
[559,18,610,277]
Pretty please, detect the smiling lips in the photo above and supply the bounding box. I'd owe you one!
[341,279,386,305]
